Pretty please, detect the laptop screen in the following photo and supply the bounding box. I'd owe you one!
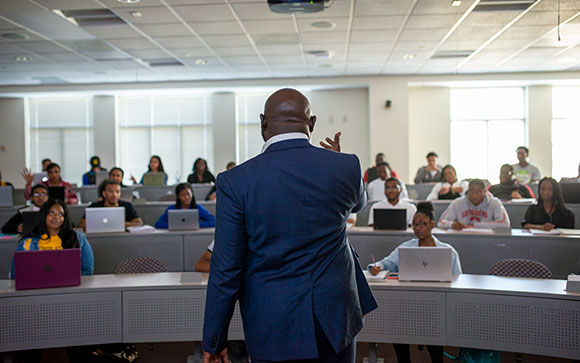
[373,208,407,230]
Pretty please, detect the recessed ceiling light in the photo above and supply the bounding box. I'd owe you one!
[117,0,140,3]
[311,21,335,29]
[195,59,209,65]
[403,53,415,60]
[14,56,30,62]
[129,11,142,18]
[1,33,29,40]
[451,0,462,7]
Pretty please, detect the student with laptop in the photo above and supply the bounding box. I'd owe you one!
[367,162,410,201]
[368,201,461,363]
[154,182,216,229]
[22,163,79,204]
[522,177,575,231]
[108,166,126,186]
[2,184,49,234]
[11,199,94,278]
[78,180,143,230]
[488,164,534,200]
[82,155,107,186]
[426,164,468,201]
[130,155,168,185]
[368,177,416,227]
[438,179,510,231]
[187,158,216,184]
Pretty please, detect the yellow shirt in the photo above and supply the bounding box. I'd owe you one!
[23,234,63,251]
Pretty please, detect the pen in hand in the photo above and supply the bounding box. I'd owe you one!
[371,254,377,267]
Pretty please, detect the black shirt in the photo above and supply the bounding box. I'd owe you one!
[488,181,533,200]
[84,200,139,222]
[187,171,216,184]
[522,204,575,228]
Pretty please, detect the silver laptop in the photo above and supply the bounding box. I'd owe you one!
[85,207,125,234]
[398,247,453,282]
[168,209,199,231]
[33,172,47,185]
[0,186,13,207]
[142,172,164,186]
[95,171,108,186]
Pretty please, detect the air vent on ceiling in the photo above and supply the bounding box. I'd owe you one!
[473,0,537,12]
[143,58,184,67]
[57,9,126,26]
[431,50,473,59]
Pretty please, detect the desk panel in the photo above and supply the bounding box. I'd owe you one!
[0,291,122,352]
[447,292,580,360]
[358,290,446,345]
[0,238,18,278]
[88,233,184,274]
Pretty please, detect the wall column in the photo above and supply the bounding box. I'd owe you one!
[212,92,236,174]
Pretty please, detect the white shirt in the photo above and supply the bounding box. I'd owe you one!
[426,180,469,201]
[367,178,410,201]
[368,199,417,226]
[261,132,309,154]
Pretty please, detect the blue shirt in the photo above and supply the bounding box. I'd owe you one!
[154,204,216,229]
[368,236,462,275]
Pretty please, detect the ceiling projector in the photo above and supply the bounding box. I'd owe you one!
[268,0,328,14]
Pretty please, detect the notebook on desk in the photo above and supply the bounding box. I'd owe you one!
[168,209,199,231]
[398,247,453,282]
[85,207,125,234]
[0,186,13,207]
[373,208,407,230]
[14,249,81,290]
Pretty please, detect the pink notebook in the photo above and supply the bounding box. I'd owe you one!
[14,249,81,290]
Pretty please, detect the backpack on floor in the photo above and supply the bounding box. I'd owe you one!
[445,348,501,363]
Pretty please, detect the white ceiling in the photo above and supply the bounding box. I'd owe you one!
[0,0,579,86]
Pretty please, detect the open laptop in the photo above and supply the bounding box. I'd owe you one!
[560,183,580,204]
[21,211,40,235]
[373,208,407,230]
[85,207,125,234]
[0,186,13,207]
[142,172,164,186]
[33,172,47,185]
[168,209,200,231]
[398,247,453,282]
[94,171,109,186]
[48,186,65,202]
[13,249,81,290]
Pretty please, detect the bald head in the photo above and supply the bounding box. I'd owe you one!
[260,88,316,141]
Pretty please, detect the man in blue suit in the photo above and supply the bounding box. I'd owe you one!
[203,88,377,363]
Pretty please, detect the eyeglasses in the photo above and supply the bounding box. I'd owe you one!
[32,193,48,197]
[48,210,65,218]
[385,186,400,191]
[412,222,428,228]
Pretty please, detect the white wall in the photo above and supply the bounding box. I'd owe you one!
[212,93,236,173]
[310,88,369,171]
[0,98,25,187]
[93,96,116,170]
[408,87,451,180]
[528,86,552,177]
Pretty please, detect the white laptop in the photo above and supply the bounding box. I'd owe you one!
[0,186,13,207]
[398,247,453,282]
[168,209,199,231]
[33,172,47,185]
[85,207,125,234]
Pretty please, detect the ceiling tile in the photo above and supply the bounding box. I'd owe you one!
[200,34,251,47]
[351,16,406,31]
[154,36,204,48]
[190,21,244,36]
[114,6,178,25]
[242,19,296,34]
[172,4,236,23]
[354,0,415,17]
[138,23,192,37]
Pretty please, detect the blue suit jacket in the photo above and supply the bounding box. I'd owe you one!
[202,138,377,361]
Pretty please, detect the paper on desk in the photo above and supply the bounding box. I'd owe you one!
[559,228,580,235]
[364,270,388,280]
[127,225,156,234]
[506,198,536,203]
[444,228,494,234]
[529,228,561,235]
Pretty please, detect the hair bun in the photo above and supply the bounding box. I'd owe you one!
[416,201,434,212]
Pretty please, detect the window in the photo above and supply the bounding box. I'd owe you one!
[27,98,93,185]
[117,95,213,185]
[552,87,580,180]
[450,88,526,184]
[236,92,269,163]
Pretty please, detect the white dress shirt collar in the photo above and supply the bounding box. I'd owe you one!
[261,132,309,154]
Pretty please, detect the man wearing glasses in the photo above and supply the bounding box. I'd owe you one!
[2,184,49,234]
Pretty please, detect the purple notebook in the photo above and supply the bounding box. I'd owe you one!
[14,249,81,290]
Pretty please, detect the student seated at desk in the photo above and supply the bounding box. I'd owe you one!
[82,155,107,186]
[155,183,215,229]
[78,180,143,230]
[2,184,49,234]
[488,164,534,200]
[130,155,168,185]
[426,164,468,201]
[522,177,575,231]
[22,163,79,204]
[438,179,510,231]
[108,167,126,186]
[512,146,541,184]
[368,162,409,201]
[414,151,442,184]
[188,158,216,184]
[11,199,94,277]
[368,202,461,363]
[368,178,416,227]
